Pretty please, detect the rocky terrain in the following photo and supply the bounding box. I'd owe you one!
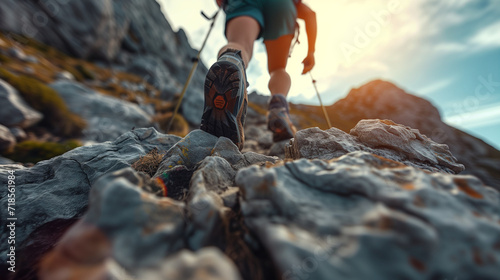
[1,122,499,280]
[1,0,500,279]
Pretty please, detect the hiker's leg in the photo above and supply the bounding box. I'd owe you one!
[265,34,294,96]
[219,16,260,67]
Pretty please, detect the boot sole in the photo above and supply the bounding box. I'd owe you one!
[200,61,247,149]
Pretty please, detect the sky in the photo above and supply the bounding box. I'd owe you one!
[158,0,500,150]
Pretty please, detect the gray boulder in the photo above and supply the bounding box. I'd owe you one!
[125,55,205,126]
[50,80,153,142]
[187,156,234,250]
[156,129,219,173]
[287,119,465,174]
[180,76,205,126]
[126,56,181,97]
[0,0,126,61]
[0,79,43,128]
[0,124,16,152]
[37,165,188,279]
[155,130,277,177]
[236,151,500,280]
[114,0,207,125]
[0,128,181,266]
[85,168,186,270]
[153,130,276,253]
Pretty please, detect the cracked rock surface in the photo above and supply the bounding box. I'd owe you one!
[0,128,180,268]
[287,119,465,174]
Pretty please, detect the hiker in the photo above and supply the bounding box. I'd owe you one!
[200,0,317,150]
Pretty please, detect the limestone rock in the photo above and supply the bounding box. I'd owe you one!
[0,79,43,128]
[156,130,277,176]
[287,119,465,174]
[236,151,500,280]
[39,167,187,279]
[38,148,244,279]
[0,128,181,267]
[0,0,127,60]
[85,168,186,270]
[50,80,153,142]
[156,130,218,173]
[187,156,233,250]
[126,56,180,97]
[114,0,207,125]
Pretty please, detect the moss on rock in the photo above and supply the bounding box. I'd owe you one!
[0,68,86,138]
[6,140,81,163]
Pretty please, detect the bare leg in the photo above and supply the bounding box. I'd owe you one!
[218,16,260,67]
[264,34,294,96]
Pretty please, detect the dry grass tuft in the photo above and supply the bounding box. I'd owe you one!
[131,148,165,177]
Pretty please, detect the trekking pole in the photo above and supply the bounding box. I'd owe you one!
[309,72,332,128]
[166,7,222,133]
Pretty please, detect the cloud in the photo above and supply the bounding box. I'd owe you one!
[444,102,500,129]
[416,78,455,96]
[470,20,500,49]
[433,20,500,54]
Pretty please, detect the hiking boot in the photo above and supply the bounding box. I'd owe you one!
[200,49,248,150]
[267,94,297,142]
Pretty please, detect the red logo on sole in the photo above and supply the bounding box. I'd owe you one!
[214,95,226,109]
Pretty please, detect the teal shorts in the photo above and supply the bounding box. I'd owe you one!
[224,0,298,41]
